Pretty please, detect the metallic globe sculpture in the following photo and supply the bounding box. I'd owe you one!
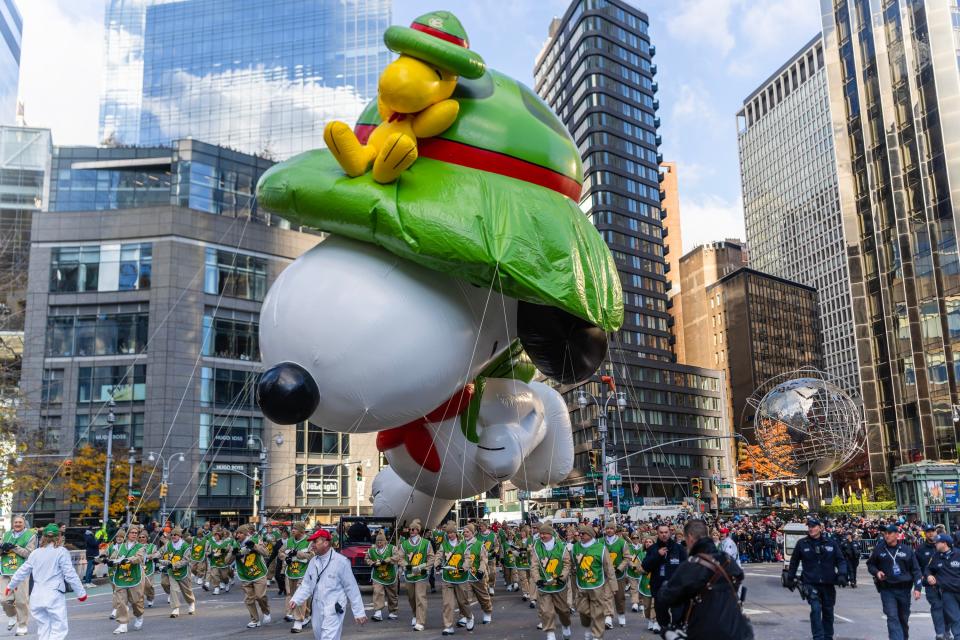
[745,368,864,478]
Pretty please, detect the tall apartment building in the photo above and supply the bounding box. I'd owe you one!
[820,0,960,484]
[736,36,860,400]
[660,161,685,361]
[19,139,377,525]
[0,0,20,124]
[535,0,730,507]
[100,0,392,159]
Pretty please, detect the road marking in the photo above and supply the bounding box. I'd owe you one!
[742,608,769,615]
[744,572,779,577]
[836,615,854,623]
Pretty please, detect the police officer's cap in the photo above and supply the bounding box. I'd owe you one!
[936,534,953,545]
[883,524,899,533]
[805,517,821,527]
[924,524,937,532]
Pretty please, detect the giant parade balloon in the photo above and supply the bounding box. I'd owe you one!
[255,10,623,526]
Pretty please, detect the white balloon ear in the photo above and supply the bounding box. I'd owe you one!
[509,382,574,491]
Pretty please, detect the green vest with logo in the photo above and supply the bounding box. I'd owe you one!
[500,530,516,568]
[440,537,469,584]
[401,537,430,582]
[465,538,483,581]
[514,537,532,569]
[573,541,605,590]
[480,531,496,557]
[143,543,155,576]
[0,530,33,576]
[161,541,190,581]
[284,536,310,579]
[368,543,398,585]
[188,535,208,562]
[208,537,234,569]
[626,543,647,582]
[534,539,566,593]
[111,542,144,588]
[235,535,268,582]
[604,536,627,580]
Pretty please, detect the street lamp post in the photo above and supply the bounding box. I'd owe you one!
[147,450,186,527]
[125,447,136,527]
[577,375,627,523]
[101,399,116,535]
[247,435,268,528]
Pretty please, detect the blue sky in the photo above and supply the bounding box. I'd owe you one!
[20,0,821,251]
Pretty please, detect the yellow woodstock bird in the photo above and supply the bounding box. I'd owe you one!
[323,10,485,184]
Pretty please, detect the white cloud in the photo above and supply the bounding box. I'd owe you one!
[17,0,104,145]
[664,0,737,57]
[679,194,745,254]
[671,82,723,127]
[727,0,822,78]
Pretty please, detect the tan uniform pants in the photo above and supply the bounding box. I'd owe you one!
[241,578,269,623]
[516,567,531,596]
[372,580,399,613]
[503,566,514,587]
[468,576,492,614]
[206,566,232,587]
[604,576,625,616]
[191,561,206,579]
[286,577,310,620]
[577,587,608,639]
[113,583,145,624]
[160,573,196,609]
[628,577,652,617]
[440,581,472,629]
[143,574,155,602]
[0,575,29,625]
[406,579,428,625]
[537,589,572,633]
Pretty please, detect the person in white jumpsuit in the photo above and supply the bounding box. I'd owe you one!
[6,524,87,640]
[289,528,366,640]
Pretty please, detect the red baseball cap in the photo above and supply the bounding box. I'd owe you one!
[720,528,729,534]
[308,529,332,541]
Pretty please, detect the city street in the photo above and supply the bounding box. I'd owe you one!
[30,564,935,639]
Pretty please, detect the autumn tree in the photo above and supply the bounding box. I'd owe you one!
[58,444,160,521]
[738,418,797,481]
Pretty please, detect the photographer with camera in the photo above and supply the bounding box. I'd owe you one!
[784,517,848,640]
[655,518,753,640]
[866,524,922,640]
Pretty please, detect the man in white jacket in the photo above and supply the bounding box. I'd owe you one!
[289,528,366,640]
[719,528,740,567]
[6,524,87,640]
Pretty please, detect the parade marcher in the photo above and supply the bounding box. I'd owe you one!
[655,519,754,640]
[501,525,518,592]
[157,526,196,619]
[641,523,687,633]
[601,521,630,628]
[531,521,571,640]
[565,526,578,614]
[206,527,236,595]
[289,528,367,640]
[137,530,157,608]
[918,524,947,639]
[866,524,922,640]
[0,516,36,635]
[462,523,493,624]
[6,524,87,640]
[478,521,499,595]
[234,524,272,628]
[626,533,651,619]
[262,524,280,588]
[785,517,848,640]
[402,519,433,632]
[284,522,314,633]
[108,525,147,634]
[572,523,616,640]
[435,522,474,635]
[515,525,534,603]
[187,528,208,590]
[925,533,960,640]
[276,526,290,596]
[366,530,401,622]
[103,527,126,619]
[840,532,861,588]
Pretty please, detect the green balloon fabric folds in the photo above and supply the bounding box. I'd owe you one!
[256,150,624,332]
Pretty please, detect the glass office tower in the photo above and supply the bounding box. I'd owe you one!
[0,0,21,124]
[736,37,861,400]
[821,0,960,485]
[100,0,391,159]
[535,0,730,507]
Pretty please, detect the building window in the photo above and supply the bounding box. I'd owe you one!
[41,369,64,406]
[199,414,263,451]
[295,422,350,456]
[199,462,251,497]
[46,311,149,357]
[76,412,144,449]
[199,367,259,410]
[77,365,146,403]
[204,248,267,301]
[201,314,259,361]
[49,243,152,293]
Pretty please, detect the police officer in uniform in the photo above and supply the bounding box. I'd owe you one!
[785,517,848,640]
[641,523,686,633]
[926,533,960,640]
[917,524,947,639]
[867,524,922,640]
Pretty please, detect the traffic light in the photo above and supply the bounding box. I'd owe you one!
[737,442,749,461]
[691,477,702,499]
[209,472,219,488]
[254,479,262,494]
[63,459,73,480]
[127,494,135,504]
[356,465,363,482]
[159,483,168,498]
[588,451,598,471]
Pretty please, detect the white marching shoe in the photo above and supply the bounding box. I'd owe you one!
[170,608,179,618]
[414,623,425,631]
[14,626,26,637]
[546,633,557,640]
[213,586,220,595]
[482,613,491,624]
[411,618,417,627]
[457,616,467,627]
[133,617,143,630]
[188,603,195,615]
[246,620,260,628]
[373,611,383,622]
[109,609,117,620]
[113,624,128,635]
[649,620,662,632]
[604,616,613,629]
[388,612,398,620]
[584,632,594,640]
[261,613,272,625]
[488,587,494,595]
[5,617,14,631]
[631,603,639,612]
[561,626,572,638]
[146,599,154,608]
[618,614,626,627]
[292,620,303,633]
[465,617,475,631]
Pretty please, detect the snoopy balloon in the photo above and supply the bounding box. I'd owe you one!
[255,10,624,526]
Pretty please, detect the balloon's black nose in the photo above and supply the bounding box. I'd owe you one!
[256,362,320,424]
